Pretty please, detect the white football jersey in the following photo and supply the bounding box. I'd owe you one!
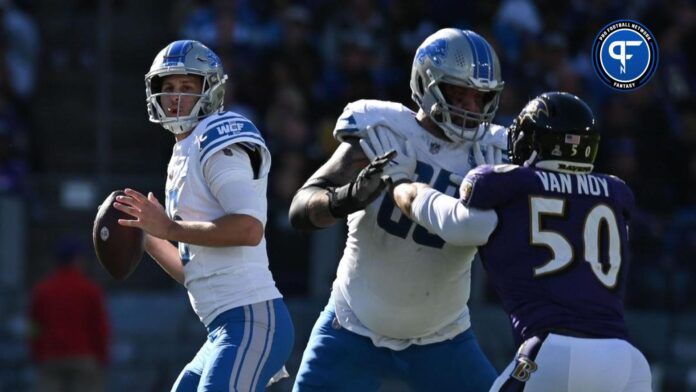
[332,100,507,348]
[165,111,281,326]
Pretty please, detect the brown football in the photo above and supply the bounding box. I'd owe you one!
[92,190,145,280]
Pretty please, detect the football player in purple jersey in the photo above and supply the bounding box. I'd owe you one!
[373,92,652,391]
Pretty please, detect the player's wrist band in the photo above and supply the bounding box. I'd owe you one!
[327,183,358,218]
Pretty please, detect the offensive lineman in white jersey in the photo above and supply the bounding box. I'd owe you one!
[113,40,293,392]
[289,29,506,391]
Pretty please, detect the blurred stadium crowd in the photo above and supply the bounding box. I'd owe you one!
[0,0,694,390]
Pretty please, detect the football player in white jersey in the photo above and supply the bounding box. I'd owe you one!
[113,40,294,392]
[289,29,506,391]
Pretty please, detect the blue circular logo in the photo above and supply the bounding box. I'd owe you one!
[592,20,659,91]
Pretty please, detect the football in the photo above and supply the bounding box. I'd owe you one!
[92,190,145,280]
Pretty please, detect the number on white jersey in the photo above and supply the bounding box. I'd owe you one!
[376,161,460,249]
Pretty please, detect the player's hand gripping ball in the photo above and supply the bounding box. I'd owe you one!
[92,190,145,280]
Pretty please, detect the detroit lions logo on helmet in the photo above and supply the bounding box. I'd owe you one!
[206,51,222,67]
[416,38,449,66]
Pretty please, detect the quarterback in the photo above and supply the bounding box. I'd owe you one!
[113,40,293,391]
[289,29,506,391]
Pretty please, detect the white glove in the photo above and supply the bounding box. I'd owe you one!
[449,173,465,186]
[470,142,504,166]
[360,125,417,184]
[449,143,504,189]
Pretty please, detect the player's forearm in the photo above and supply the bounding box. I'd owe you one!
[289,186,338,229]
[145,235,185,284]
[393,182,498,246]
[392,181,431,219]
[290,141,370,230]
[168,214,264,247]
[420,191,497,246]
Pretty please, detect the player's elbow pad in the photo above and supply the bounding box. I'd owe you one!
[289,186,323,230]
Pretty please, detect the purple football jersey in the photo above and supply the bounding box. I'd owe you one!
[462,164,635,344]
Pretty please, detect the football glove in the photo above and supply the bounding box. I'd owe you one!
[327,149,396,218]
[359,125,417,185]
[471,142,504,166]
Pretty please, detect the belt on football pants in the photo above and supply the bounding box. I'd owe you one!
[497,328,604,391]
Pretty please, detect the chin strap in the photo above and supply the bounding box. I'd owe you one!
[523,150,538,167]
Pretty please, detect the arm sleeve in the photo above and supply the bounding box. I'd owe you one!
[462,164,522,209]
[202,145,266,223]
[411,187,498,246]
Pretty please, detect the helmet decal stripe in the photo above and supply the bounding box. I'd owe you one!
[479,36,493,81]
[164,40,194,66]
[462,31,481,79]
[466,31,492,80]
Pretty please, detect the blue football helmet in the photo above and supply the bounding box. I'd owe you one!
[410,29,504,142]
[145,40,228,134]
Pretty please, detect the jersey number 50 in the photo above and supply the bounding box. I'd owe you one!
[530,196,622,288]
[376,161,459,249]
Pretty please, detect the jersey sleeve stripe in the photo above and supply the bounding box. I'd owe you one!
[201,119,262,151]
[199,134,266,164]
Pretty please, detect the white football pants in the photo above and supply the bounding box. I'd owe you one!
[490,333,652,392]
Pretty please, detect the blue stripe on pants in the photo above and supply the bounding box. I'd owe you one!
[171,298,294,392]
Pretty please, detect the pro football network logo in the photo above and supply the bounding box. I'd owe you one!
[592,20,659,91]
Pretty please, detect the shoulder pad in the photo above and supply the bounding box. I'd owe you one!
[491,164,519,173]
[606,174,635,215]
[195,112,268,166]
[333,100,415,142]
[607,174,627,185]
[462,164,523,208]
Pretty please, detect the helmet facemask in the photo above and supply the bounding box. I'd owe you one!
[508,118,534,166]
[425,74,502,142]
